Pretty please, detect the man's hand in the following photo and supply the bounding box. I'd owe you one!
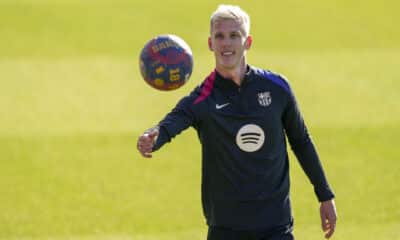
[137,127,159,158]
[320,199,337,239]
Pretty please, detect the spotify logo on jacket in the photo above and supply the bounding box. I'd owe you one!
[236,124,265,152]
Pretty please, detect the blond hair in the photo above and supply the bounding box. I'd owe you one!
[210,4,251,37]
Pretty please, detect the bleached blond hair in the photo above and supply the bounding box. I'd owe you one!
[210,4,251,37]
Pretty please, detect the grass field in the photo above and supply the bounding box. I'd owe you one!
[1,0,399,239]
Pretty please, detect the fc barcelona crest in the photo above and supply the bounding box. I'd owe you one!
[257,92,271,107]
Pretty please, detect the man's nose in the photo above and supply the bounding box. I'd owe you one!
[221,37,232,46]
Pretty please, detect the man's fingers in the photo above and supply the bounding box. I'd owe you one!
[325,225,335,239]
[137,143,152,157]
[137,141,153,156]
[142,151,153,158]
[139,135,153,144]
[138,134,157,148]
[145,131,159,142]
[139,151,152,158]
[322,221,328,231]
[326,214,336,238]
[137,134,156,157]
[320,211,328,231]
[325,231,332,239]
[320,199,337,239]
[137,127,159,158]
[137,141,154,149]
[138,145,152,154]
[323,213,336,239]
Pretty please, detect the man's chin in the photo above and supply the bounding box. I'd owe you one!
[218,62,236,70]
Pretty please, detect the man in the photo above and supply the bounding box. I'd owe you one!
[137,4,337,240]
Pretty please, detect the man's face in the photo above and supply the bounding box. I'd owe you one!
[208,19,252,71]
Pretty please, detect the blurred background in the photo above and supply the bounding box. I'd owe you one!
[0,0,399,239]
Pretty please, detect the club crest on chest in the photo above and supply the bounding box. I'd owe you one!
[257,91,271,107]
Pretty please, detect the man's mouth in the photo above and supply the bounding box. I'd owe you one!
[221,51,234,56]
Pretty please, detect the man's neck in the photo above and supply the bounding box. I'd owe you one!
[216,61,247,86]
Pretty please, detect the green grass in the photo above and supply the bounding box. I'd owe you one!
[1,0,400,239]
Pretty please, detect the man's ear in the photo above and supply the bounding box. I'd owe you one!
[245,35,253,50]
[208,37,213,51]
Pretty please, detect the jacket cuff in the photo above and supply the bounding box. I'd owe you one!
[315,186,335,202]
[152,126,169,152]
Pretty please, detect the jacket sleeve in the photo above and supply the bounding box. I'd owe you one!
[152,90,198,151]
[282,84,335,202]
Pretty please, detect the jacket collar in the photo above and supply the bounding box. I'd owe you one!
[214,65,253,90]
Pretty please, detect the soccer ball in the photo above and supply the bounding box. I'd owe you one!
[139,34,193,91]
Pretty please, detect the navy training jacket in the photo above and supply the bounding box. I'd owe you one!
[152,65,334,230]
